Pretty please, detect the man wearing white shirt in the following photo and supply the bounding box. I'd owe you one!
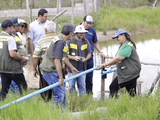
[0,20,28,100]
[28,9,48,56]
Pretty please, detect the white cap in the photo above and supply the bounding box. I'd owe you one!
[44,21,56,33]
[74,25,88,33]
[83,15,94,23]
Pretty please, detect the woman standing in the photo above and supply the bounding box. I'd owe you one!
[98,29,141,97]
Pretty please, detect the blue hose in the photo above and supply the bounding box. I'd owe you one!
[0,67,99,110]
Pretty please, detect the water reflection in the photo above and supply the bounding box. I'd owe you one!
[93,33,160,98]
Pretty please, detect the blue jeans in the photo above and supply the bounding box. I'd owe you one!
[43,72,66,108]
[9,81,19,93]
[68,70,86,96]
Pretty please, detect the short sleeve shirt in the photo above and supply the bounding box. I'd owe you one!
[117,44,132,58]
[28,20,45,49]
[54,40,65,59]
[1,32,17,51]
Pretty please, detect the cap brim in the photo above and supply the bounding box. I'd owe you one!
[112,36,117,39]
[19,22,24,26]
[13,23,18,26]
[86,21,94,24]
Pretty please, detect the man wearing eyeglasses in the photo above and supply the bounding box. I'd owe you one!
[80,15,106,94]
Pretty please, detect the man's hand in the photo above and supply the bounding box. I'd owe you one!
[59,78,64,86]
[80,57,86,63]
[74,56,81,61]
[71,67,79,75]
[21,57,28,63]
[100,53,107,59]
[33,69,39,78]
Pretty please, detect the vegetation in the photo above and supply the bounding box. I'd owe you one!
[91,6,160,34]
[0,89,159,119]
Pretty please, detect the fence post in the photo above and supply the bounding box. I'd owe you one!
[83,0,86,15]
[71,0,74,25]
[56,0,60,33]
[101,58,105,100]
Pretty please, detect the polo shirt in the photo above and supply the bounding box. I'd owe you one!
[28,20,45,49]
[116,44,132,58]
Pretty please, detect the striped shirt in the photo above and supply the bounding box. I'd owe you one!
[33,33,56,61]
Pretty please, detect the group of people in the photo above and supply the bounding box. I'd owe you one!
[0,8,141,108]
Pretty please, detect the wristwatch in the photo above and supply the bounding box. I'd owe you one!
[99,50,103,53]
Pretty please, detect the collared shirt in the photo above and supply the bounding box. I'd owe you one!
[1,31,17,51]
[33,33,56,60]
[28,20,45,49]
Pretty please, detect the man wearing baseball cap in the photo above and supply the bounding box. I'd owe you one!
[80,15,106,94]
[67,25,91,96]
[0,20,28,100]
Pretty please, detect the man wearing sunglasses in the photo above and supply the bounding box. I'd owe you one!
[67,25,91,96]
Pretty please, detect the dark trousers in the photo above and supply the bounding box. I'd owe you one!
[109,76,139,97]
[86,56,94,94]
[0,73,27,100]
[38,68,52,102]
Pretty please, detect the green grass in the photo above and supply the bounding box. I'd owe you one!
[90,6,160,34]
[1,6,160,35]
[0,88,160,120]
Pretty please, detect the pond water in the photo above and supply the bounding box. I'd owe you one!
[92,33,160,98]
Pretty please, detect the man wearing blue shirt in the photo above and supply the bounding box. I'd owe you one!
[80,15,106,94]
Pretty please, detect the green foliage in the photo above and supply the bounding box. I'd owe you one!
[0,89,160,119]
[90,6,160,34]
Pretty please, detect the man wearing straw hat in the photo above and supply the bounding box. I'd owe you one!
[67,25,91,96]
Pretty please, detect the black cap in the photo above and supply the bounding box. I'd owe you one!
[10,17,24,26]
[1,20,14,28]
[83,15,94,24]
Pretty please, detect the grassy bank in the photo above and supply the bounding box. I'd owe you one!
[1,7,160,35]
[91,6,160,34]
[0,89,159,119]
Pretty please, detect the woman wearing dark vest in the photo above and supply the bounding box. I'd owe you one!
[98,29,141,97]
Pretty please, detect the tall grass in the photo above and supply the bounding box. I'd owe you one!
[0,88,160,119]
[91,6,160,34]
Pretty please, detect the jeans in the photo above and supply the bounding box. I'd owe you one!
[68,70,86,96]
[9,80,19,93]
[43,72,66,108]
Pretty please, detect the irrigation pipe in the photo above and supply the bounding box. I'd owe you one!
[0,67,99,110]
[101,69,117,75]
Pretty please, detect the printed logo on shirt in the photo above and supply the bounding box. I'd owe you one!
[71,52,75,56]
[88,32,92,35]
[0,42,3,49]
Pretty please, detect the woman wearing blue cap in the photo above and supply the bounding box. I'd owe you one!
[98,29,141,97]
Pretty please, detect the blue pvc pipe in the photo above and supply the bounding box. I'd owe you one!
[0,67,99,110]
[101,69,117,75]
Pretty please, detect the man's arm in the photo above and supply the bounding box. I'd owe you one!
[54,58,64,86]
[9,50,28,63]
[28,38,34,56]
[32,58,39,77]
[93,42,106,59]
[64,56,79,75]
[80,53,91,63]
